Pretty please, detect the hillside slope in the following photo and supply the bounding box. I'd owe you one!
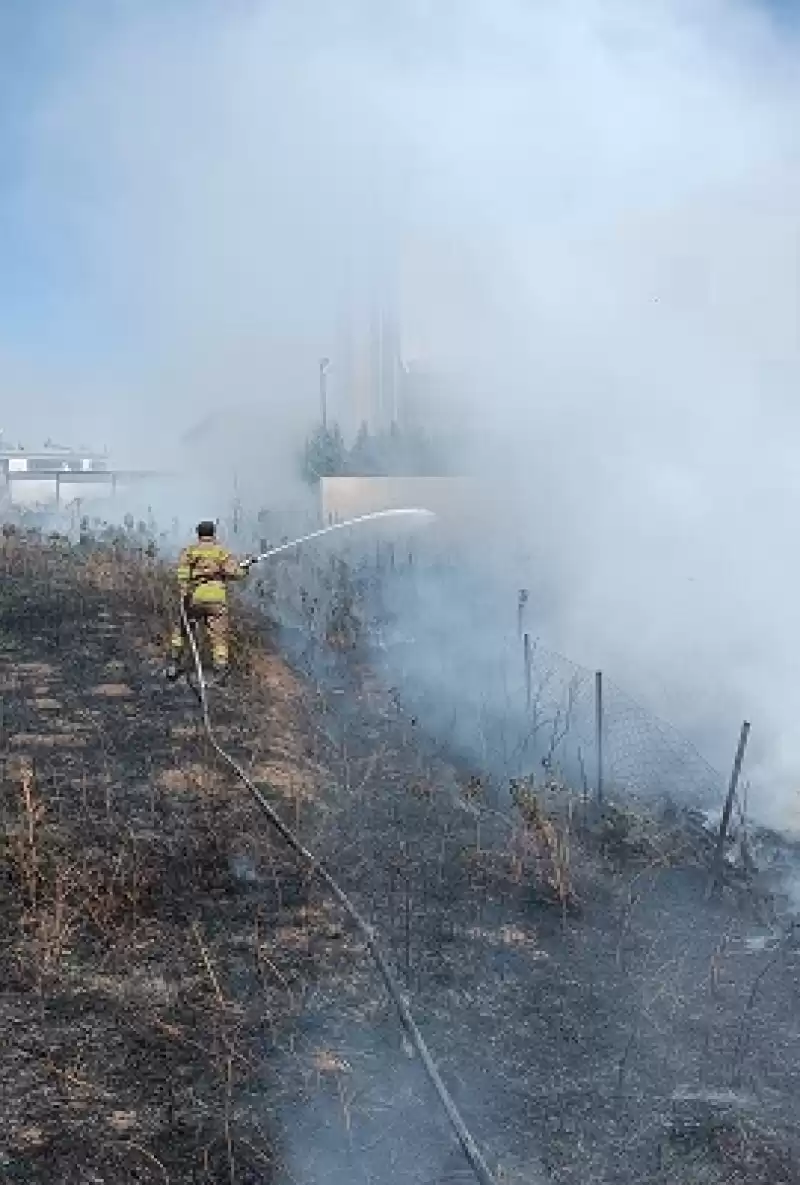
[1,533,799,1185]
[0,535,333,1182]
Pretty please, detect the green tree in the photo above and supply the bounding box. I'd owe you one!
[301,423,347,485]
[348,421,380,475]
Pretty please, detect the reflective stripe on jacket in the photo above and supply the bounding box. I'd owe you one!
[176,541,243,606]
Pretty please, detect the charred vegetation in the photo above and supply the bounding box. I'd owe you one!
[0,527,798,1184]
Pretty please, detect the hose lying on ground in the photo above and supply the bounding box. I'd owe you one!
[179,595,498,1185]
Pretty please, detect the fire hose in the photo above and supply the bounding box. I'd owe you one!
[179,509,498,1185]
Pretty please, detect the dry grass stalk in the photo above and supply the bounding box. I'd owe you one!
[17,758,44,908]
[191,920,228,1009]
[510,781,576,908]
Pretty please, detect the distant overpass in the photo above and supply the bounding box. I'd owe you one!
[3,468,172,507]
[0,445,171,508]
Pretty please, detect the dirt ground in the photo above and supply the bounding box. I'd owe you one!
[0,536,344,1183]
[1,534,799,1185]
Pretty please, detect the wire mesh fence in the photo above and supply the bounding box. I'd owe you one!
[215,505,733,819]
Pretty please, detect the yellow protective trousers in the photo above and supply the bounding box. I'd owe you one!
[170,602,230,670]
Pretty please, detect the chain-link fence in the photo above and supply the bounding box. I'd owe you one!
[212,506,735,820]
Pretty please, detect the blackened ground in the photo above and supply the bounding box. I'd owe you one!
[262,590,800,1184]
[0,537,347,1184]
[1,534,799,1185]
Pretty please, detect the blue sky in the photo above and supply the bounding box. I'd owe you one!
[0,6,67,353]
[0,1,192,368]
[0,0,797,376]
[0,0,241,376]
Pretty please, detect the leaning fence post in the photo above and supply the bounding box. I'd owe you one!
[708,720,751,900]
[523,632,532,710]
[595,671,604,805]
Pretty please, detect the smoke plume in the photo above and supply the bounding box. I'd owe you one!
[4,0,800,814]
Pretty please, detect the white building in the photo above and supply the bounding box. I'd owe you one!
[0,443,161,508]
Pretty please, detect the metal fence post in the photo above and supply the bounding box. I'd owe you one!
[517,589,529,638]
[708,720,751,900]
[595,670,604,805]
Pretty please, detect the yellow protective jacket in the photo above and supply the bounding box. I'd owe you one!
[176,540,245,607]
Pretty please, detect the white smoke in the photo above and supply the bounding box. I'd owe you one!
[4,0,800,815]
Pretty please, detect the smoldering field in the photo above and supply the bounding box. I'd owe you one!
[5,7,800,1178]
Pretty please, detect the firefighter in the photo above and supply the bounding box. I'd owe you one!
[166,520,254,683]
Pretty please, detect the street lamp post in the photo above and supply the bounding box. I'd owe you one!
[319,357,330,431]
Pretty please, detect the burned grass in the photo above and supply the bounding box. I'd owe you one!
[1,532,799,1185]
[254,581,800,1185]
[0,536,336,1183]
